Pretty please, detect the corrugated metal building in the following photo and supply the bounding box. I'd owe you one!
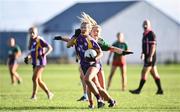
[40,1,180,63]
[0,32,28,63]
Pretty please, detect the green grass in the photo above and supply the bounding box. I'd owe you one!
[0,64,180,112]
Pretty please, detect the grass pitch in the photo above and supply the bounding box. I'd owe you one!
[0,64,180,112]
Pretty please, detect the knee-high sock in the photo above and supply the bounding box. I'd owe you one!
[137,79,146,91]
[155,79,162,91]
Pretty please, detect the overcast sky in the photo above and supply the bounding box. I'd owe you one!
[0,0,179,31]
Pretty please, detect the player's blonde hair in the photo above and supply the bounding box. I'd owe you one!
[78,12,98,30]
[28,26,38,50]
[78,12,103,38]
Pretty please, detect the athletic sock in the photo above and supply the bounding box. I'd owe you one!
[137,79,146,91]
[95,94,101,101]
[155,79,162,91]
[89,100,93,106]
[83,93,87,98]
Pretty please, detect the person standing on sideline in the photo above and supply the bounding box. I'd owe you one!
[129,19,163,95]
[107,32,130,91]
[7,37,22,85]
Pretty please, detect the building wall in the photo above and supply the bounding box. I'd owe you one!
[0,32,28,63]
[101,1,180,63]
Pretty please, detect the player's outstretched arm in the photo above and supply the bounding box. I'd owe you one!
[54,36,70,42]
[24,55,31,64]
[122,50,134,55]
[66,37,76,48]
[67,29,81,48]
[109,46,122,54]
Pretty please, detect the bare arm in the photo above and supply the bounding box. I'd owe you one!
[54,36,70,42]
[15,50,21,59]
[44,44,53,56]
[109,46,122,54]
[61,36,70,42]
[95,49,103,61]
[149,44,156,62]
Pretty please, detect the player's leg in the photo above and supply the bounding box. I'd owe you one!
[94,75,116,107]
[150,66,163,94]
[107,65,117,90]
[77,67,88,101]
[129,66,151,94]
[97,69,105,89]
[87,83,94,108]
[31,67,39,99]
[84,67,101,97]
[37,66,54,99]
[120,64,127,91]
[8,65,15,84]
[84,67,104,108]
[11,64,22,84]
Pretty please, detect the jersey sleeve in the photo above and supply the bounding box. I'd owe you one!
[112,41,117,47]
[124,43,128,50]
[15,45,21,52]
[98,38,111,51]
[149,31,156,44]
[91,39,101,50]
[40,38,48,47]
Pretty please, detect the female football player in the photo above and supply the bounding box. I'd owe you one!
[7,37,22,85]
[53,14,132,108]
[74,12,117,108]
[107,32,129,91]
[24,27,53,100]
[87,24,133,108]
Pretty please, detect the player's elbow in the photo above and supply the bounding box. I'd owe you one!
[48,44,53,53]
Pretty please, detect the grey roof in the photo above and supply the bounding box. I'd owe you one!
[42,1,137,34]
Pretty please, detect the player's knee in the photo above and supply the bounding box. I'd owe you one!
[154,75,160,80]
[141,76,147,80]
[84,77,90,84]
[11,69,16,74]
[37,78,42,83]
[97,86,103,91]
[32,75,38,82]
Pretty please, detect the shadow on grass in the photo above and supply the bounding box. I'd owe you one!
[0,106,88,111]
[1,106,180,111]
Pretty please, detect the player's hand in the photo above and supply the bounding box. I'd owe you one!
[24,57,29,64]
[148,56,153,63]
[107,60,110,65]
[54,36,62,40]
[75,58,79,63]
[74,29,81,37]
[38,53,46,59]
[141,53,144,60]
[122,51,133,55]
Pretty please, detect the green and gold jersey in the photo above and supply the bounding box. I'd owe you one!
[8,45,21,59]
[112,41,128,58]
[97,38,111,51]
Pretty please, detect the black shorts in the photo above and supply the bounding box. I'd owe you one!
[8,58,17,65]
[32,64,45,70]
[81,63,101,75]
[144,55,156,67]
